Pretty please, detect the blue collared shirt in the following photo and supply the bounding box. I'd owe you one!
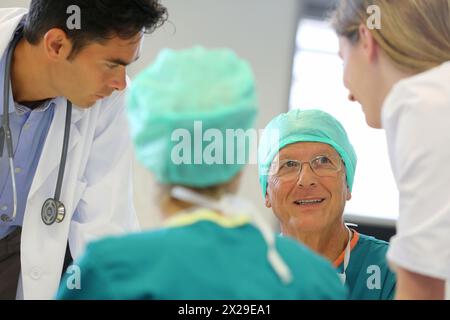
[0,40,55,240]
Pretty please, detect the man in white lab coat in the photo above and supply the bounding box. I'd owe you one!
[0,1,167,299]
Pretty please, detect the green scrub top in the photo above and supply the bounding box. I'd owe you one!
[57,209,348,300]
[334,230,396,300]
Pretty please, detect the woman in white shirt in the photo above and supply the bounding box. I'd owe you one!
[330,0,450,299]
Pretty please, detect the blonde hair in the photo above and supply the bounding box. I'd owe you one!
[330,0,450,73]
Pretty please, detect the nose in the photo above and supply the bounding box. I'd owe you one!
[109,68,127,91]
[296,162,318,187]
[348,93,356,102]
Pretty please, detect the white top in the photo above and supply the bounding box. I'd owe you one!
[382,61,450,281]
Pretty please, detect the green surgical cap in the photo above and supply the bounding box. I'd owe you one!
[127,46,258,187]
[258,109,357,196]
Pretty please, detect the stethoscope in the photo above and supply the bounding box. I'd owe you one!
[0,28,71,226]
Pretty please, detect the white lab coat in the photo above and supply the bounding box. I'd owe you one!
[383,61,450,298]
[0,8,140,299]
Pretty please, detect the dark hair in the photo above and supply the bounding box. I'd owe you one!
[24,0,168,59]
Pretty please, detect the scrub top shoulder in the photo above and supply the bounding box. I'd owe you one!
[335,230,396,300]
[57,209,347,300]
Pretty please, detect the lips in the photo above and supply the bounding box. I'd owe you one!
[293,198,325,206]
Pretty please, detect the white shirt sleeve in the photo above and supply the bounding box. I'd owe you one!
[382,64,450,280]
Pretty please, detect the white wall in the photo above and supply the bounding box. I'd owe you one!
[2,0,302,229]
[1,0,29,7]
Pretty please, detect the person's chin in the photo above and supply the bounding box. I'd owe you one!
[364,112,382,129]
[360,102,382,129]
[76,97,100,108]
[289,212,323,230]
[75,102,94,109]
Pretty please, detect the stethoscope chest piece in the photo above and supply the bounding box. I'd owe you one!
[41,198,65,225]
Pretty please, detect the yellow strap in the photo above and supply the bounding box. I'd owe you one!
[165,208,251,229]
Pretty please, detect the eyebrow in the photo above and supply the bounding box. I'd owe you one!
[279,153,334,160]
[106,55,140,67]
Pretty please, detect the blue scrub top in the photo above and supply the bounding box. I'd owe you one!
[57,209,348,300]
[334,230,396,300]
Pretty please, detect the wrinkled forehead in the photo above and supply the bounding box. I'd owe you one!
[275,141,340,161]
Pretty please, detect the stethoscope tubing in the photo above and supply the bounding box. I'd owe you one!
[1,28,70,225]
[1,34,23,222]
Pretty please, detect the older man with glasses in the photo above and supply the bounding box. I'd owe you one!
[258,109,396,300]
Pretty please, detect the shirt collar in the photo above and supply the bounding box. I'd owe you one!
[333,229,360,268]
[14,99,54,115]
[165,208,251,229]
[1,16,53,116]
[1,76,54,116]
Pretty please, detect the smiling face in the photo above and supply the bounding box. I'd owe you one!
[265,142,351,235]
[49,32,143,107]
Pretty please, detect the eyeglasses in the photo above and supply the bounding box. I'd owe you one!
[270,155,343,181]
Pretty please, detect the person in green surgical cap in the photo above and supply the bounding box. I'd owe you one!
[56,47,347,300]
[258,109,396,300]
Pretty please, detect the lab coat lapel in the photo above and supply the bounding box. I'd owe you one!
[28,98,84,199]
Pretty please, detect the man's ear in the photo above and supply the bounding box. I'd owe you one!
[43,28,72,60]
[265,192,272,208]
[358,24,379,63]
[346,185,352,201]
